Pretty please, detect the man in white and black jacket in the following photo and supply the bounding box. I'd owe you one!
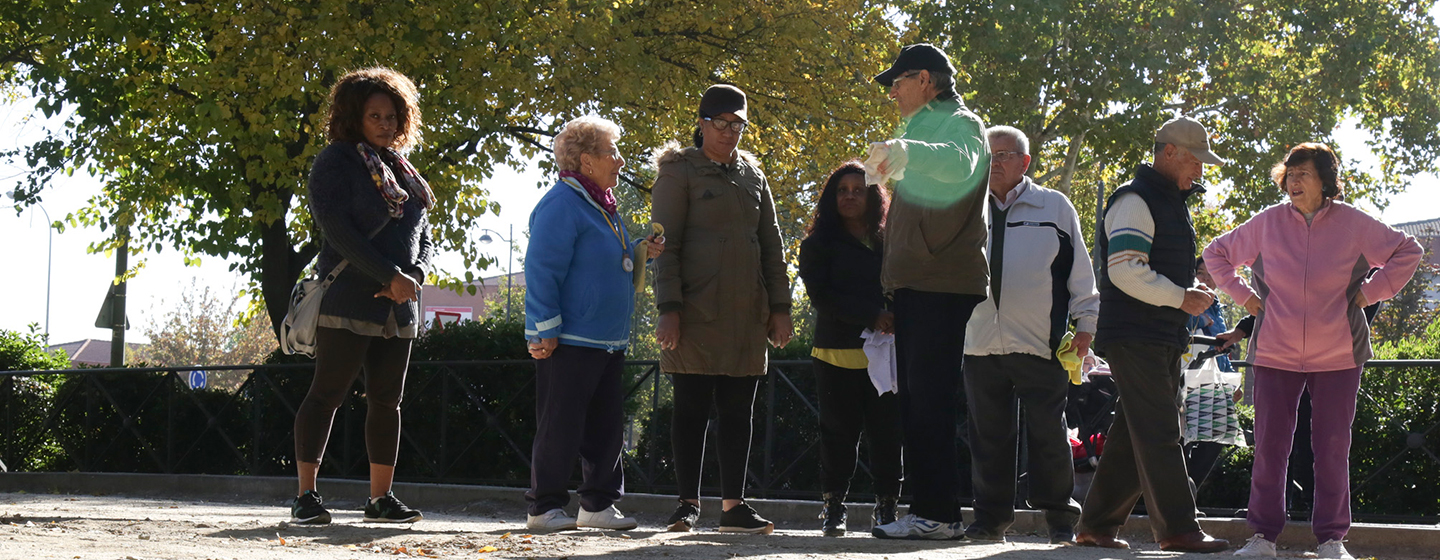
[960,126,1098,545]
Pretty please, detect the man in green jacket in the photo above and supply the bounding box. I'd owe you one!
[868,43,992,541]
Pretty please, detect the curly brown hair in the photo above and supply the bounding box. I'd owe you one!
[325,67,422,150]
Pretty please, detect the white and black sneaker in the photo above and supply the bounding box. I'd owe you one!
[872,513,962,540]
[666,501,700,532]
[290,490,331,524]
[718,502,774,535]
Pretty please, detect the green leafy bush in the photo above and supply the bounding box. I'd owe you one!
[1,327,73,470]
[1196,316,1440,515]
[0,326,72,372]
[1352,316,1440,516]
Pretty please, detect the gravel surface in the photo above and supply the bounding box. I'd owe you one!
[0,492,1399,559]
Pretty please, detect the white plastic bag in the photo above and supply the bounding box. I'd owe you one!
[1182,357,1246,446]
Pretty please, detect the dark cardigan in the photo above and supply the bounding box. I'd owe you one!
[798,228,886,349]
[308,142,433,329]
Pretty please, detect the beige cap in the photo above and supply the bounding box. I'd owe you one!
[1155,116,1226,165]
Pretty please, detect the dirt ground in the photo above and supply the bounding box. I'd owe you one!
[0,492,1404,560]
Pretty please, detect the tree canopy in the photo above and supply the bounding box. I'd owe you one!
[2,0,897,331]
[5,0,1440,336]
[902,0,1440,245]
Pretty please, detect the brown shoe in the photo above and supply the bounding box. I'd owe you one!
[1158,530,1230,553]
[1075,532,1129,549]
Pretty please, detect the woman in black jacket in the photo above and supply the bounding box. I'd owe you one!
[290,67,433,525]
[797,161,901,537]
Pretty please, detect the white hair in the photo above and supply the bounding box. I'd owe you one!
[986,125,1030,155]
[553,116,622,172]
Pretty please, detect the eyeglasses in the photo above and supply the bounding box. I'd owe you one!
[991,150,1025,162]
[704,117,747,133]
[890,70,923,88]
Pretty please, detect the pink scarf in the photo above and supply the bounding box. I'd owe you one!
[559,170,618,215]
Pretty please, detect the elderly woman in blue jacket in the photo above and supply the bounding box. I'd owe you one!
[523,116,663,532]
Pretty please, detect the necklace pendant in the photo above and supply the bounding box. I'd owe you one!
[622,256,634,272]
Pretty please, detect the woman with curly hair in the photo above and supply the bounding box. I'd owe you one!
[291,67,433,525]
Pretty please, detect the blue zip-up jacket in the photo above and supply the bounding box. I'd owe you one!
[524,178,642,351]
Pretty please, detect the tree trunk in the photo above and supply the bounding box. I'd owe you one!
[260,192,318,336]
[1057,129,1088,196]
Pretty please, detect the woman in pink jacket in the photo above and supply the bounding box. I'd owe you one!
[1204,143,1422,559]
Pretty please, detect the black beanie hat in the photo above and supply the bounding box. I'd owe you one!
[698,84,747,121]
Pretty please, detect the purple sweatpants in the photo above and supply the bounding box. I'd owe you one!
[1248,364,1362,543]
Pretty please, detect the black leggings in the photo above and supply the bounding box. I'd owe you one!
[294,327,412,467]
[670,373,761,500]
[815,359,903,497]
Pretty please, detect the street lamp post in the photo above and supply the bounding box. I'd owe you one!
[7,191,52,336]
[478,225,515,322]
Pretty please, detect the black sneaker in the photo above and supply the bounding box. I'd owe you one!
[666,500,700,532]
[290,490,331,524]
[362,491,422,523]
[718,501,774,535]
[819,493,846,537]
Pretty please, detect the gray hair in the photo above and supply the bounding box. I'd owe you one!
[986,125,1030,155]
[553,116,622,172]
[930,71,959,101]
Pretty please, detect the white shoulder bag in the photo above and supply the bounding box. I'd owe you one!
[280,260,350,357]
[281,220,389,357]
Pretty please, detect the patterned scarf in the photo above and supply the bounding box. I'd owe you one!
[559,170,618,215]
[357,143,435,218]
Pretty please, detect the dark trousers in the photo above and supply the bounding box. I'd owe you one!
[892,288,984,523]
[671,373,761,500]
[1078,340,1200,540]
[294,327,412,467]
[964,353,1081,532]
[525,345,626,516]
[814,358,903,498]
[1185,441,1224,489]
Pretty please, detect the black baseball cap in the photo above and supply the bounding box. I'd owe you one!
[698,84,747,121]
[874,43,956,87]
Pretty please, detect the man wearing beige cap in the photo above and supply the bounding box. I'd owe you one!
[1074,116,1230,553]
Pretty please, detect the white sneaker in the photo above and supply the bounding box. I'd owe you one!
[526,508,577,532]
[1234,534,1277,557]
[871,513,961,540]
[577,505,638,530]
[1317,539,1355,559]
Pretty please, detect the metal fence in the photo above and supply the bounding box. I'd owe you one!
[2,359,1437,521]
[0,360,841,500]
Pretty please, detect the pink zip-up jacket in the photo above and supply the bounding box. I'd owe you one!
[1203,201,1421,372]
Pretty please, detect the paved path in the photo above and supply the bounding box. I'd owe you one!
[2,492,1415,560]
